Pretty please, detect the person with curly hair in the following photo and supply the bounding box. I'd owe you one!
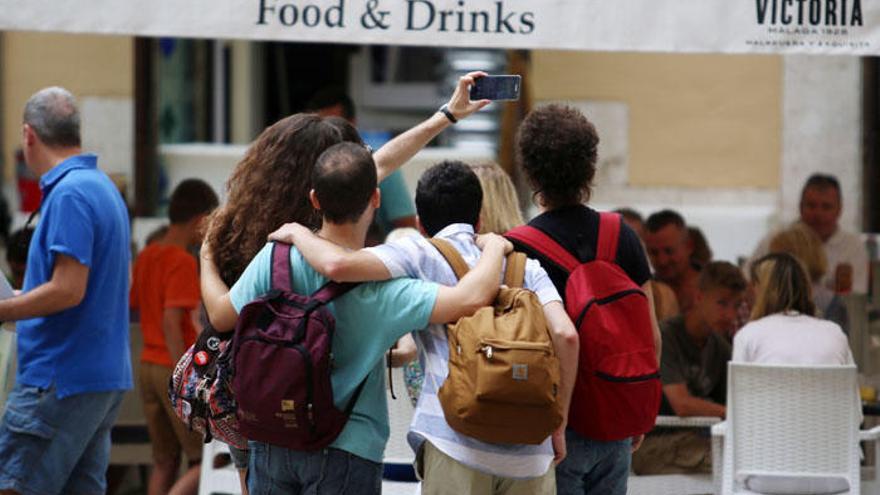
[199,73,490,491]
[510,104,661,495]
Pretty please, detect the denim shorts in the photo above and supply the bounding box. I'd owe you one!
[0,383,125,495]
[556,428,632,495]
[248,441,382,495]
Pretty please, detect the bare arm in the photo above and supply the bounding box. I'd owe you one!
[199,243,238,332]
[428,235,507,324]
[543,301,579,465]
[643,280,662,364]
[389,333,418,368]
[543,301,579,422]
[269,223,390,282]
[163,307,187,363]
[663,383,726,418]
[373,71,490,182]
[0,253,88,322]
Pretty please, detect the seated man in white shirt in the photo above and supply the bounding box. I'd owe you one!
[269,160,579,495]
[750,174,868,294]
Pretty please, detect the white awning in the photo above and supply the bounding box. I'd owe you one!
[0,0,875,55]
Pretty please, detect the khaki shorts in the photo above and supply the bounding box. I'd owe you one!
[419,441,556,495]
[140,362,203,464]
[631,429,712,475]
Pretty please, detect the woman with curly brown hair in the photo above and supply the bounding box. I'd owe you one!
[206,73,488,289]
[206,114,347,288]
[198,73,489,491]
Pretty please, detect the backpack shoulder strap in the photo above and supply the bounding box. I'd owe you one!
[271,242,293,292]
[505,225,580,274]
[428,238,470,280]
[503,252,527,288]
[271,242,358,304]
[311,281,360,305]
[596,212,622,263]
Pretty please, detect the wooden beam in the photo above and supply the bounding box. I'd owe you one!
[134,37,157,217]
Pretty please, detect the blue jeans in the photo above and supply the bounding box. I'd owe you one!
[556,428,632,495]
[0,383,125,495]
[248,441,382,495]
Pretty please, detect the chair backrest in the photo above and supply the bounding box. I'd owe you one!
[726,363,859,493]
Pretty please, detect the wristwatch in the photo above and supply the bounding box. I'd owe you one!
[439,104,458,124]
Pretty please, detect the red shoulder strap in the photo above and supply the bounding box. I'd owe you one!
[596,212,621,262]
[505,225,580,273]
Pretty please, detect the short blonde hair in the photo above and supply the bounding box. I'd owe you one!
[768,222,827,283]
[469,162,524,234]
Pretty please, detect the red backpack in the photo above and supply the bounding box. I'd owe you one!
[506,212,661,441]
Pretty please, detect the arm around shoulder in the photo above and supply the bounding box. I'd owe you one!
[268,223,391,282]
[427,235,507,323]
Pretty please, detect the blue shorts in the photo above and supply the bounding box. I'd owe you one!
[0,383,125,495]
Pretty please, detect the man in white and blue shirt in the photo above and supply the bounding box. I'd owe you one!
[271,161,579,494]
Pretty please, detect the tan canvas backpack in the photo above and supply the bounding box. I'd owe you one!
[429,238,564,445]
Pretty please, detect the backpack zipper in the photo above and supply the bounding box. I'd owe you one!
[292,344,316,434]
[574,288,646,328]
[594,370,660,383]
[479,339,552,360]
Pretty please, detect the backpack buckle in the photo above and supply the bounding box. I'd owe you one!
[482,346,494,360]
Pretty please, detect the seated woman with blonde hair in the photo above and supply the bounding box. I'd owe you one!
[733,252,853,365]
[768,222,848,333]
[732,253,857,495]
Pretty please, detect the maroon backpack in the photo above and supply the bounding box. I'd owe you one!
[232,242,364,450]
[506,212,661,441]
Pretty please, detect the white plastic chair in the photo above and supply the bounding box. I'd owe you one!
[198,440,242,495]
[627,415,721,495]
[718,363,866,495]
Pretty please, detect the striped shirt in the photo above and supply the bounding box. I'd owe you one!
[366,223,561,478]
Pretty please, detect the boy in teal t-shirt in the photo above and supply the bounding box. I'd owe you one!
[202,142,509,494]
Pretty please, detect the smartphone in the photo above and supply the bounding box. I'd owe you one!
[470,75,521,101]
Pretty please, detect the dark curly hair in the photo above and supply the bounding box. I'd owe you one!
[516,104,599,208]
[206,114,359,285]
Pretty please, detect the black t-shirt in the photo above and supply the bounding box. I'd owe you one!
[511,205,652,300]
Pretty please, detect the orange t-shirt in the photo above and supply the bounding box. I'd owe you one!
[130,243,200,367]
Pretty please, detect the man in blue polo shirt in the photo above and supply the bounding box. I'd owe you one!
[0,87,132,494]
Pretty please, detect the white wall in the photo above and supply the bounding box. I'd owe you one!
[780,55,863,233]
